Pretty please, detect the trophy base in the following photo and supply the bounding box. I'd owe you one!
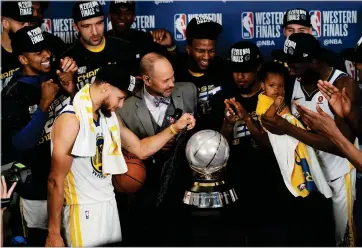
[183,180,238,208]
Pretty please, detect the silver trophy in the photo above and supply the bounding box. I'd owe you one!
[183,130,238,208]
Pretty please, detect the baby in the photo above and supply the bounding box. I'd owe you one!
[256,61,290,118]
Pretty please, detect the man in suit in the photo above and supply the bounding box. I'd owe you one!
[117,52,197,246]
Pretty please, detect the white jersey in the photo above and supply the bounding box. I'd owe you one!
[52,105,115,205]
[291,68,351,181]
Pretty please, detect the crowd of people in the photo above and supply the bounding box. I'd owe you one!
[1,1,361,247]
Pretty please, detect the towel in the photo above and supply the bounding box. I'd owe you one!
[71,84,128,175]
[256,93,332,198]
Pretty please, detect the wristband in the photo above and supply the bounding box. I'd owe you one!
[169,124,178,135]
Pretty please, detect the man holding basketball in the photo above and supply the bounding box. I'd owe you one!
[46,64,196,247]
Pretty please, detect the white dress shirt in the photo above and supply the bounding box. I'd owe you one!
[143,86,169,126]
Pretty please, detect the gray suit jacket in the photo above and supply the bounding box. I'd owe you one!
[118,82,198,139]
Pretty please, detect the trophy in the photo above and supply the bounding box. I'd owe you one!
[183,130,238,208]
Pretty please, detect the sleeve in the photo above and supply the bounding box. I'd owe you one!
[2,87,49,150]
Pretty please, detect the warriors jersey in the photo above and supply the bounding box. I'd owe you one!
[291,68,351,181]
[54,105,115,205]
[1,46,20,90]
[62,37,137,90]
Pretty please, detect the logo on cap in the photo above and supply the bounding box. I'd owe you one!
[231,48,251,63]
[174,14,187,41]
[128,76,136,92]
[27,27,44,45]
[241,12,254,39]
[79,1,100,18]
[18,2,32,16]
[310,10,321,37]
[284,39,296,55]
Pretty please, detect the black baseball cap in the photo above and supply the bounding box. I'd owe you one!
[341,37,362,63]
[72,1,104,23]
[283,8,312,28]
[1,1,36,23]
[229,41,262,72]
[96,64,137,94]
[109,0,135,13]
[11,26,50,54]
[272,33,321,63]
[186,17,222,42]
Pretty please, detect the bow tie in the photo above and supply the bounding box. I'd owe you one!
[154,97,170,107]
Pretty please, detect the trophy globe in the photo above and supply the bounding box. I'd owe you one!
[183,130,238,208]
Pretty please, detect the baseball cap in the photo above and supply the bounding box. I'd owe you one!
[96,64,137,94]
[272,33,321,63]
[228,41,262,72]
[283,8,312,28]
[1,1,36,23]
[340,36,362,63]
[109,0,135,13]
[186,17,222,42]
[11,26,50,54]
[72,1,104,23]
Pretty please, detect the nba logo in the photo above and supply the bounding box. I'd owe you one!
[241,12,254,39]
[310,10,321,37]
[42,19,52,33]
[174,14,187,41]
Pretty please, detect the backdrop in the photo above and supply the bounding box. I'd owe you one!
[42,1,362,77]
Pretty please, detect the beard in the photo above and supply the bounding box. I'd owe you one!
[100,104,112,118]
[236,82,255,95]
[300,68,320,85]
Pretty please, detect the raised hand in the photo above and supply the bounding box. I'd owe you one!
[317,80,351,118]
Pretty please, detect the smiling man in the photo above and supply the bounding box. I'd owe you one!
[173,17,226,131]
[63,1,138,91]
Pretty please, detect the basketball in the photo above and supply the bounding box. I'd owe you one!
[112,150,146,193]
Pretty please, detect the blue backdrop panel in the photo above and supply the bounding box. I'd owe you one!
[43,1,362,60]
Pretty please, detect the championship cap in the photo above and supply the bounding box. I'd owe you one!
[272,33,321,63]
[96,64,137,94]
[11,26,50,54]
[341,36,362,63]
[282,8,312,28]
[109,0,135,13]
[186,17,222,42]
[1,1,35,23]
[72,1,104,23]
[228,41,262,72]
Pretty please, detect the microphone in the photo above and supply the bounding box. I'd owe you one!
[173,108,183,121]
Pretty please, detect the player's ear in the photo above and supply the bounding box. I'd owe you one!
[308,27,313,34]
[261,82,265,91]
[18,55,28,66]
[72,21,79,33]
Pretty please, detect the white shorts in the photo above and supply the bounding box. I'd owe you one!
[328,168,356,246]
[62,198,122,247]
[21,199,48,230]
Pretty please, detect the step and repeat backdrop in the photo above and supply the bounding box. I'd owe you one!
[42,1,362,76]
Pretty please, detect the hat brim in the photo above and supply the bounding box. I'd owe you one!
[341,48,362,63]
[282,20,312,28]
[271,49,316,64]
[229,60,259,72]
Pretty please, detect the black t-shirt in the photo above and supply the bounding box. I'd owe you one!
[106,29,169,60]
[1,46,20,90]
[172,53,227,131]
[223,87,293,223]
[62,36,138,90]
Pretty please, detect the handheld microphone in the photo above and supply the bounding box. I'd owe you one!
[173,108,183,121]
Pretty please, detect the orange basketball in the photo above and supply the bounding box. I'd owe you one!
[112,150,146,193]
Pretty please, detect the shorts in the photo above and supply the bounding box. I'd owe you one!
[21,199,48,230]
[62,198,122,247]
